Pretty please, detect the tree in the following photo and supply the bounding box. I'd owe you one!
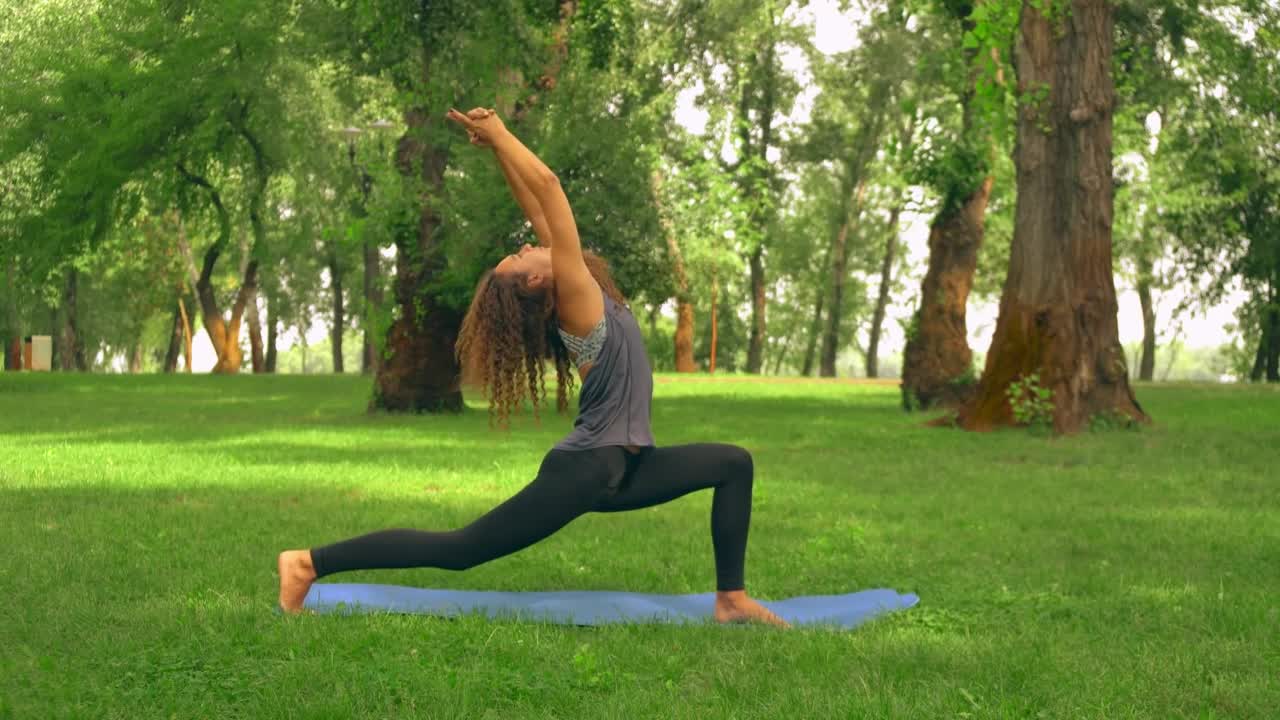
[955,0,1147,432]
[902,0,1016,409]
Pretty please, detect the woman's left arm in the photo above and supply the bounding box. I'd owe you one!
[494,149,554,247]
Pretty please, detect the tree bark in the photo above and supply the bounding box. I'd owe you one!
[5,257,21,370]
[370,108,464,412]
[956,0,1147,432]
[163,299,182,373]
[651,171,696,372]
[362,241,381,374]
[59,268,87,371]
[179,296,193,372]
[329,251,345,374]
[1265,279,1280,382]
[709,274,719,374]
[867,204,902,378]
[246,292,265,373]
[819,221,851,378]
[1136,253,1156,381]
[741,27,778,376]
[373,2,576,411]
[175,169,256,375]
[128,343,143,374]
[746,247,767,373]
[902,177,991,409]
[902,9,1002,410]
[265,294,278,373]
[820,180,869,377]
[800,287,824,377]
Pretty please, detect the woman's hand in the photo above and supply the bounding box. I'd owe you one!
[446,107,507,148]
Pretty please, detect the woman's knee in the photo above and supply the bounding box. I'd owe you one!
[719,445,754,486]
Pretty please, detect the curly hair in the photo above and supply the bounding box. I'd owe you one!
[455,250,626,427]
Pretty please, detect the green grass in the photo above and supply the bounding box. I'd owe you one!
[1,373,1277,719]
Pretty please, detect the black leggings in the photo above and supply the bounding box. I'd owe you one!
[310,443,754,591]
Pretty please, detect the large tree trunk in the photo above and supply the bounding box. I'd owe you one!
[1136,253,1156,381]
[902,8,1002,410]
[746,247,767,373]
[901,177,991,409]
[371,109,464,412]
[329,251,345,374]
[59,268,87,371]
[651,172,697,373]
[373,3,576,410]
[956,0,1146,433]
[867,204,902,378]
[265,295,279,373]
[362,241,381,374]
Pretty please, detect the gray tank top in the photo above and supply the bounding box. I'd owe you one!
[554,293,655,451]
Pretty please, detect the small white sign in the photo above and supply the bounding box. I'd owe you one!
[30,336,52,371]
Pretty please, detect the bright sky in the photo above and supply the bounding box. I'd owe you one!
[186,0,1245,373]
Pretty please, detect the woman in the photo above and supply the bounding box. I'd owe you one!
[277,107,784,626]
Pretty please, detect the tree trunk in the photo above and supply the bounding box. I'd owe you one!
[373,3,576,410]
[371,108,464,412]
[820,181,869,377]
[771,321,798,375]
[362,240,381,374]
[246,291,265,373]
[163,300,182,373]
[746,247,767,373]
[179,297,193,372]
[329,252,345,374]
[901,177,991,409]
[1136,253,1156,381]
[5,257,22,370]
[800,288,824,377]
[48,306,58,369]
[1265,280,1280,382]
[59,268,87,371]
[651,171,697,373]
[901,8,1001,410]
[956,0,1147,433]
[265,295,278,373]
[819,221,851,378]
[740,26,778,376]
[867,204,902,378]
[709,274,719,374]
[174,173,255,375]
[128,343,143,374]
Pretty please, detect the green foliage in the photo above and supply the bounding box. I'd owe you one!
[1006,372,1054,432]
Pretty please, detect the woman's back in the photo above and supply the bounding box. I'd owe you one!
[556,293,654,451]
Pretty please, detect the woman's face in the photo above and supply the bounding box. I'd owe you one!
[495,243,553,289]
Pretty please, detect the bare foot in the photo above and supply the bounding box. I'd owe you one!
[277,550,317,614]
[715,590,790,628]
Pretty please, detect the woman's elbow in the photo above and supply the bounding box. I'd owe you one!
[532,170,561,192]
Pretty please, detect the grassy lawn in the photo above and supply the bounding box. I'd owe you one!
[1,373,1277,718]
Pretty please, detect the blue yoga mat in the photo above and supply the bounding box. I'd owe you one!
[303,583,919,628]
